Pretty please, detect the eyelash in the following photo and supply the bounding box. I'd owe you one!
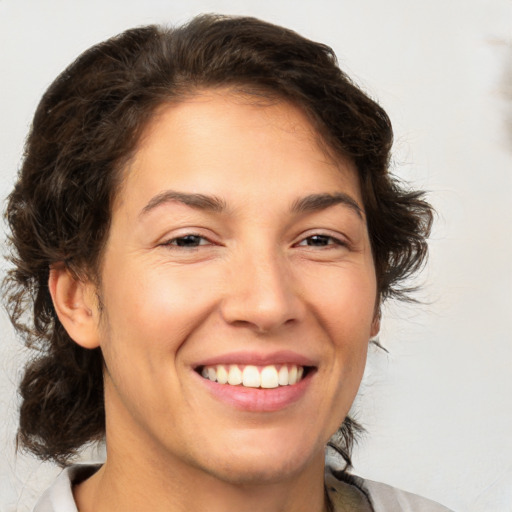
[162,233,347,250]
[295,234,348,249]
[162,234,212,248]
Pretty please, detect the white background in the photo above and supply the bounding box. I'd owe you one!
[0,1,511,511]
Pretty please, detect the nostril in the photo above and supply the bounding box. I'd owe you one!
[219,268,303,333]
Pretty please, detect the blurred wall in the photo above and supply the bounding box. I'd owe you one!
[0,1,510,511]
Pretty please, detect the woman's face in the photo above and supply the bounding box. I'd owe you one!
[92,90,379,484]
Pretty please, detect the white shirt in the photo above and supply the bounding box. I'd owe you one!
[32,462,454,512]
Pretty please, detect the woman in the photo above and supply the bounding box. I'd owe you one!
[3,14,451,512]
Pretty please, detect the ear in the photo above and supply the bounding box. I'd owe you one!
[48,264,101,349]
[370,309,381,338]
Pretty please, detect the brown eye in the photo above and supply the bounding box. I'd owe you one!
[298,235,344,247]
[305,235,330,246]
[166,235,208,247]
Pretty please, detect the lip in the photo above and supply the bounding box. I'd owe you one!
[193,369,314,412]
[191,350,317,413]
[193,350,317,368]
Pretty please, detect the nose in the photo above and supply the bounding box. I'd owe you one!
[220,248,304,334]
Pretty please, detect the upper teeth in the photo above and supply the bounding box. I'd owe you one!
[201,364,305,388]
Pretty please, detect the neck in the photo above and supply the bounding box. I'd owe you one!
[74,431,328,512]
[75,455,328,512]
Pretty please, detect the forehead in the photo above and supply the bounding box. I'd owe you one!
[115,90,362,213]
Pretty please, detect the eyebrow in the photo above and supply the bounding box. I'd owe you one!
[140,191,227,217]
[140,190,363,220]
[291,193,364,219]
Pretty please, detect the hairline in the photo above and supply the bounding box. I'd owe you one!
[88,85,367,285]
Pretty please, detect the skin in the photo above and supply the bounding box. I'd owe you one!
[50,90,379,512]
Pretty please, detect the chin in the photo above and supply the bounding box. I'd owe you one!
[190,434,324,486]
[201,456,309,486]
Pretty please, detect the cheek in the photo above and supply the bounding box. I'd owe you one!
[311,265,376,378]
[313,267,377,335]
[99,261,223,357]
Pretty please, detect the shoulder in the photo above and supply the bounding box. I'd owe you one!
[351,475,454,512]
[325,456,454,512]
[32,464,101,512]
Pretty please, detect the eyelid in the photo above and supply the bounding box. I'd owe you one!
[165,234,210,247]
[157,227,220,249]
[293,230,351,248]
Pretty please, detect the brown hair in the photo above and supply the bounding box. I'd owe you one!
[3,14,432,466]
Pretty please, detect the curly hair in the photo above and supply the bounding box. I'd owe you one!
[3,14,433,466]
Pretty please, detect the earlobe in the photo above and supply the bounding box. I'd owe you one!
[48,264,101,349]
[370,310,381,338]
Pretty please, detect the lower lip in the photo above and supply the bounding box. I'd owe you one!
[195,371,314,412]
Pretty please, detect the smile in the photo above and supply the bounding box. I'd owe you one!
[199,364,307,388]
